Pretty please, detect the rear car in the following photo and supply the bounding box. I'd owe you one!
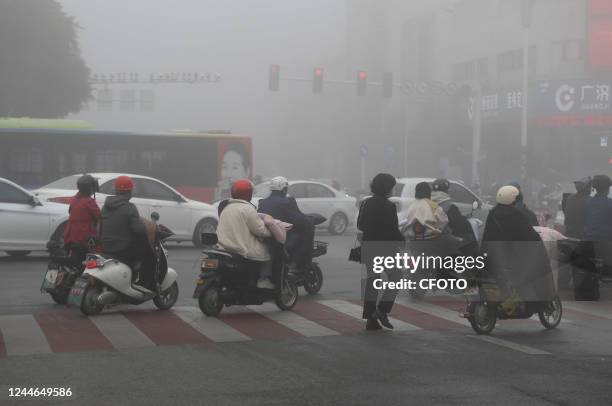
[254,180,357,235]
[0,177,68,256]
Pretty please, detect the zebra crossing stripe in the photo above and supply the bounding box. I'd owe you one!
[173,307,251,342]
[318,300,422,331]
[0,314,52,356]
[247,303,340,337]
[89,313,156,349]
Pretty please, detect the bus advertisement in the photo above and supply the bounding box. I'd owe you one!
[0,119,252,203]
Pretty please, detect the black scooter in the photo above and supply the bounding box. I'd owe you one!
[290,214,327,295]
[193,233,298,317]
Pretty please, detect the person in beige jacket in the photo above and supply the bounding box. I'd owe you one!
[216,180,274,288]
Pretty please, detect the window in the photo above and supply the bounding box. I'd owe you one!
[120,89,136,112]
[95,150,128,172]
[139,89,155,112]
[305,183,335,198]
[448,183,477,205]
[141,179,177,201]
[287,183,307,199]
[98,181,114,195]
[9,148,43,174]
[392,183,405,197]
[0,182,31,204]
[497,49,522,73]
[97,89,113,111]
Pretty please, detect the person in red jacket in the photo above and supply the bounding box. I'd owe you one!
[63,174,101,268]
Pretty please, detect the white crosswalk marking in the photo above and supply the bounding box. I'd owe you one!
[89,313,155,349]
[318,299,422,331]
[248,303,339,337]
[0,314,52,356]
[563,302,612,320]
[173,307,251,342]
[397,298,470,327]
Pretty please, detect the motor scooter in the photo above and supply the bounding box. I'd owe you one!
[193,233,298,317]
[68,213,179,315]
[289,214,327,295]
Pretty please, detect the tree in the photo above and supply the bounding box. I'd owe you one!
[0,0,90,118]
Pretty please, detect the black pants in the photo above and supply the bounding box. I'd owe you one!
[362,267,402,319]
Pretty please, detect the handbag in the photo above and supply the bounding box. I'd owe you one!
[348,245,361,263]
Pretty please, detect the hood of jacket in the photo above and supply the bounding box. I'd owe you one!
[103,194,131,211]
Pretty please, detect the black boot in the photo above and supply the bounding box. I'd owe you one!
[366,317,382,331]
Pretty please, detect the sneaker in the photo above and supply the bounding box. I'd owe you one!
[376,311,394,330]
[256,278,275,289]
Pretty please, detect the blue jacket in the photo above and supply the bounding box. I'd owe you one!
[584,194,612,241]
[257,191,307,231]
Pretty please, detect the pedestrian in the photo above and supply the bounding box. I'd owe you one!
[584,174,612,283]
[563,177,592,239]
[357,173,404,331]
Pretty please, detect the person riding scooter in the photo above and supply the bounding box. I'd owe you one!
[257,176,314,270]
[402,182,448,240]
[63,174,101,268]
[99,176,151,287]
[216,179,275,289]
[431,178,479,256]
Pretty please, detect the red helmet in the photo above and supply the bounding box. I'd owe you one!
[231,179,253,201]
[114,176,134,193]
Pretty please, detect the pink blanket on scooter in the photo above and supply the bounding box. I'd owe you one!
[258,213,293,244]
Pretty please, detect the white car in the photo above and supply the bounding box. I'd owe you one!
[391,177,491,224]
[34,173,218,247]
[253,180,356,235]
[0,177,68,257]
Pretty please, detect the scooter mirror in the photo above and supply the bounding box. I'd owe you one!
[151,212,160,222]
[472,201,479,211]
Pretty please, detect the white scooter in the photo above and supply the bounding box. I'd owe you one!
[68,213,179,316]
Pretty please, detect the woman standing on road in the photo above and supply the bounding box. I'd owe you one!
[357,173,405,331]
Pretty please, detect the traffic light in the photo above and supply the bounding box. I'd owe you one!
[313,67,324,94]
[382,72,393,98]
[269,64,280,91]
[357,70,367,96]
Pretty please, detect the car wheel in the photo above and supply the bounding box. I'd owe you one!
[193,219,218,248]
[50,222,67,247]
[6,251,31,258]
[328,213,348,235]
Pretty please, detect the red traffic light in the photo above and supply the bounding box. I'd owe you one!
[358,70,367,80]
[314,67,323,77]
[271,64,279,73]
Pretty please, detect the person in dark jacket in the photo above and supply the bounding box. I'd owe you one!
[482,186,555,309]
[507,181,539,226]
[358,173,404,331]
[563,177,591,239]
[257,176,313,268]
[100,176,148,280]
[63,174,101,268]
[584,174,612,281]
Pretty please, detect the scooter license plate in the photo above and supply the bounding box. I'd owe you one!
[67,278,89,307]
[192,279,206,298]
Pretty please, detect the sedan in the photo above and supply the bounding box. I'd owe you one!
[0,177,68,257]
[34,173,218,247]
[254,180,356,235]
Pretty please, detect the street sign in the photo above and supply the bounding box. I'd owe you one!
[360,144,368,157]
[601,136,608,147]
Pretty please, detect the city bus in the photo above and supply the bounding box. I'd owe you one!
[0,119,252,202]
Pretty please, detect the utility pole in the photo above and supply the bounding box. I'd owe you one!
[472,77,482,187]
[521,0,535,197]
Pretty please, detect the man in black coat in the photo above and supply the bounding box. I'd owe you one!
[358,173,404,331]
[564,177,591,239]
